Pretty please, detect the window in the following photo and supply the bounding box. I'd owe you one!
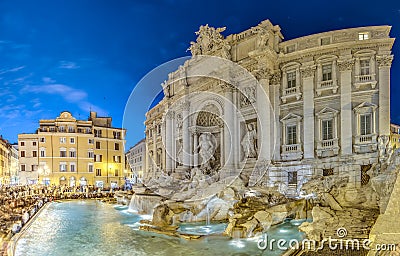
[88,139,94,144]
[86,128,91,134]
[69,150,76,158]
[20,141,25,146]
[40,137,45,143]
[322,64,332,81]
[88,164,94,173]
[60,137,66,143]
[358,32,369,40]
[95,154,103,162]
[40,149,46,157]
[60,149,67,157]
[320,37,331,45]
[96,168,102,176]
[287,71,296,88]
[96,141,101,149]
[20,151,26,157]
[59,126,65,132]
[322,120,333,140]
[21,164,26,171]
[114,169,119,176]
[114,131,121,139]
[286,125,297,145]
[33,141,37,146]
[114,155,121,163]
[50,127,56,132]
[32,165,38,172]
[88,151,94,158]
[115,143,119,150]
[288,171,297,185]
[360,114,372,135]
[32,151,37,157]
[60,163,67,172]
[68,126,74,133]
[70,163,76,172]
[94,129,102,138]
[70,138,75,144]
[360,59,370,75]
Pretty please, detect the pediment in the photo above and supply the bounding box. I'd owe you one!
[316,107,339,116]
[280,113,302,122]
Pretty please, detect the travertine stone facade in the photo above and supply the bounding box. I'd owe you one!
[144,20,394,191]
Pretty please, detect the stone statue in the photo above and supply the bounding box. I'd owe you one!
[196,132,216,171]
[378,135,389,161]
[176,139,183,166]
[241,123,257,159]
[257,28,269,48]
[188,24,228,56]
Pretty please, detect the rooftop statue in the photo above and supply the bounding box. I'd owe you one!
[188,24,231,59]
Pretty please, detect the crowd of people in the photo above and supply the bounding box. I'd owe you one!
[0,184,119,254]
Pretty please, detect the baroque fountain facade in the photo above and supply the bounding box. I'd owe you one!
[129,19,398,251]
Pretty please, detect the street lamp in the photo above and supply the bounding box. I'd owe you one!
[38,164,50,186]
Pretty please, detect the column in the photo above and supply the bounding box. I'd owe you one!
[232,89,239,168]
[193,132,198,167]
[256,71,272,162]
[182,102,190,169]
[377,55,393,136]
[223,84,235,169]
[165,111,174,173]
[301,64,316,159]
[153,123,157,174]
[338,58,354,155]
[269,72,281,161]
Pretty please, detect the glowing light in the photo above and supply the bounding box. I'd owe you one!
[229,239,246,248]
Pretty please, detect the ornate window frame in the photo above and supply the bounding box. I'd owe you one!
[316,55,338,96]
[316,107,340,157]
[353,102,378,153]
[354,50,377,89]
[280,113,303,161]
[281,62,302,103]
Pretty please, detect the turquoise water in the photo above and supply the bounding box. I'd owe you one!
[14,200,306,256]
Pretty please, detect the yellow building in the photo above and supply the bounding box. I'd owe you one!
[18,111,126,188]
[0,137,11,185]
[390,123,400,149]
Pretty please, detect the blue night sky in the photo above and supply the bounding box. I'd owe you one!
[0,0,400,148]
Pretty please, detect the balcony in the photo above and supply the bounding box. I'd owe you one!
[316,79,338,96]
[281,144,303,161]
[281,86,302,103]
[353,134,377,153]
[316,138,340,157]
[354,74,377,89]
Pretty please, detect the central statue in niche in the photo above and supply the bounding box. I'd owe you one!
[197,132,217,172]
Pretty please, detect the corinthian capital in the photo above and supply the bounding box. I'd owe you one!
[269,71,281,85]
[300,65,316,78]
[377,55,394,68]
[165,110,175,119]
[252,67,270,80]
[337,59,355,72]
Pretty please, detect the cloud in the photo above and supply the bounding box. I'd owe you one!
[20,81,107,115]
[0,65,25,75]
[58,61,80,69]
[21,84,87,102]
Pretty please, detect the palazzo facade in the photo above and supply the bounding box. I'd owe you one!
[144,20,394,192]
